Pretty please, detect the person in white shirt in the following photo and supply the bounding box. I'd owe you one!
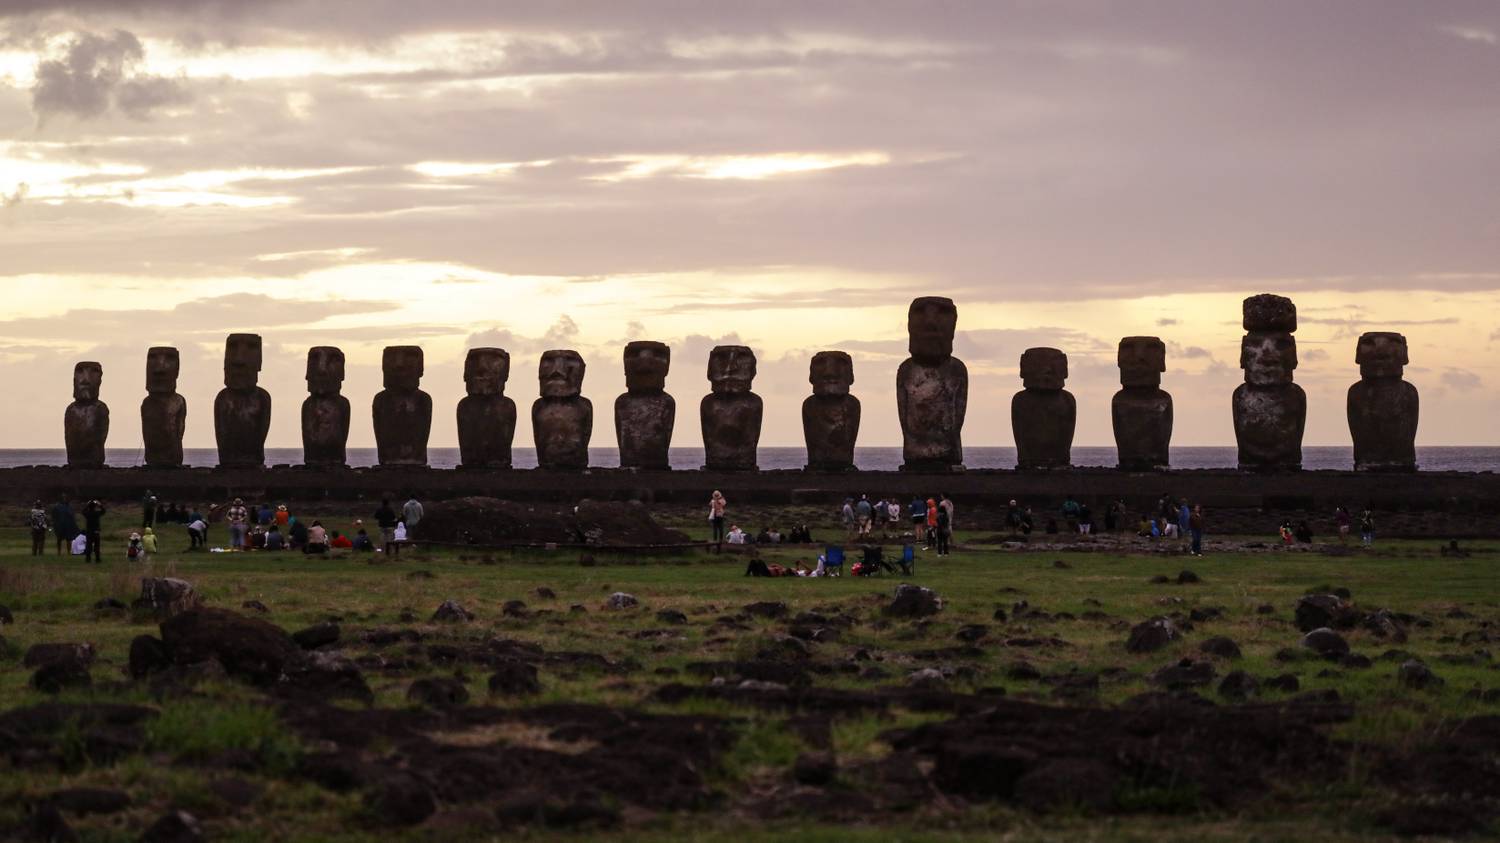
[726,525,746,544]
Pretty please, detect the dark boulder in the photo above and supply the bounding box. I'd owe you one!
[134,578,201,619]
[488,660,542,696]
[1397,660,1444,690]
[240,600,269,614]
[655,609,688,625]
[432,600,474,623]
[1294,594,1357,632]
[364,774,435,826]
[1264,673,1300,692]
[955,624,990,643]
[1362,609,1408,643]
[886,584,943,618]
[23,643,95,669]
[793,751,837,786]
[407,677,470,707]
[1150,658,1217,689]
[291,622,340,650]
[605,592,639,610]
[502,600,529,618]
[140,810,203,843]
[277,651,373,705]
[1125,617,1180,654]
[1301,628,1350,658]
[1176,570,1201,584]
[1199,636,1242,659]
[1218,670,1260,700]
[44,787,131,815]
[1015,759,1117,812]
[0,604,11,624]
[160,608,297,686]
[31,661,91,694]
[743,601,788,619]
[129,635,172,679]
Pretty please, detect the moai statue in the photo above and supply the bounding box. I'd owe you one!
[1012,347,1075,470]
[701,345,762,471]
[1348,331,1418,472]
[64,361,108,469]
[802,351,860,472]
[897,297,967,471]
[532,350,591,469]
[1112,337,1172,471]
[615,341,674,470]
[1233,294,1305,471]
[302,346,350,468]
[457,347,517,469]
[372,346,432,467]
[214,333,271,468]
[141,347,186,468]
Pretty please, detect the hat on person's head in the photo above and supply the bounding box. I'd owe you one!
[130,532,141,540]
[234,497,243,505]
[277,504,287,511]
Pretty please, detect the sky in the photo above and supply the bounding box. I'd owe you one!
[0,0,1497,452]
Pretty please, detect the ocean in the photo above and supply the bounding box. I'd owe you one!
[2,446,1496,472]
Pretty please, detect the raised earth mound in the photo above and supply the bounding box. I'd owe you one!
[417,498,691,547]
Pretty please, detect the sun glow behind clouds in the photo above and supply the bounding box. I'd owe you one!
[4,161,370,208]
[591,151,891,182]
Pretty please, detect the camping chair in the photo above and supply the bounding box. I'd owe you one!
[824,545,844,577]
[864,544,897,575]
[899,544,915,576]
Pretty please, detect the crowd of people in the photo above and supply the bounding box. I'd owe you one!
[26,492,427,561]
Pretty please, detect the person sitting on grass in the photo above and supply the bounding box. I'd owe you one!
[353,528,373,551]
[265,525,285,551]
[1294,521,1314,544]
[1279,520,1294,544]
[142,527,157,558]
[305,521,328,555]
[127,532,144,561]
[726,525,746,544]
[289,517,308,550]
[331,530,353,550]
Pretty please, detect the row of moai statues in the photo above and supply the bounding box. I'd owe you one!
[61,294,1420,472]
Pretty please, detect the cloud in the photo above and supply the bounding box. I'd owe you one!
[1157,318,1179,326]
[1440,369,1482,391]
[1439,25,1498,45]
[0,293,400,341]
[30,30,189,122]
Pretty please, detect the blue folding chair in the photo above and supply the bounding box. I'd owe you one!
[824,545,845,577]
[900,544,915,575]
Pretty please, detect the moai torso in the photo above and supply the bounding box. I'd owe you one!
[302,346,350,468]
[65,362,109,469]
[700,345,761,471]
[898,296,967,470]
[141,347,186,468]
[615,341,674,470]
[802,350,860,471]
[533,349,591,469]
[1112,336,1172,470]
[215,333,271,468]
[1012,347,1075,470]
[372,346,432,467]
[1233,295,1304,471]
[1348,331,1418,472]
[457,347,517,469]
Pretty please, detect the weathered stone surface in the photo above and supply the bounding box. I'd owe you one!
[1348,332,1418,472]
[898,297,966,470]
[1234,295,1304,471]
[141,347,186,468]
[606,592,639,610]
[373,346,432,467]
[64,361,109,469]
[1125,617,1180,653]
[701,345,762,471]
[1013,347,1074,470]
[533,349,592,469]
[1199,636,1242,659]
[24,642,96,668]
[1218,670,1259,700]
[1112,336,1172,470]
[1149,658,1216,688]
[886,584,943,618]
[1398,659,1443,690]
[291,622,340,650]
[432,600,474,623]
[135,578,201,619]
[1295,594,1357,632]
[215,334,271,468]
[159,608,298,686]
[457,347,517,469]
[302,346,350,468]
[615,341,674,470]
[802,351,860,471]
[488,660,542,695]
[407,677,470,707]
[1301,627,1350,657]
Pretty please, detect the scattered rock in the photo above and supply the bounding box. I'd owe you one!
[1199,636,1242,659]
[1177,570,1201,584]
[991,608,1008,622]
[1362,609,1409,643]
[656,609,688,625]
[291,622,340,650]
[1256,604,1275,615]
[1338,653,1372,669]
[406,570,435,580]
[1294,594,1357,632]
[160,608,298,686]
[1301,628,1350,658]
[1015,759,1117,812]
[134,578,201,619]
[1150,658,1216,689]
[1397,660,1444,690]
[955,624,989,643]
[278,651,373,705]
[908,668,948,689]
[793,751,837,786]
[1148,575,1171,584]
[432,600,474,623]
[92,597,126,612]
[1125,617,1180,653]
[1006,661,1043,681]
[1218,670,1259,700]
[140,810,203,843]
[502,600,529,618]
[27,805,75,842]
[240,600,269,614]
[570,604,587,614]
[208,777,262,808]
[488,660,542,696]
[0,604,11,624]
[1189,607,1224,622]
[605,592,639,610]
[45,788,130,815]
[23,643,95,669]
[364,774,436,826]
[532,587,557,600]
[31,661,91,694]
[743,601,788,619]
[886,584,943,618]
[407,677,470,707]
[1051,559,1071,569]
[1264,673,1300,692]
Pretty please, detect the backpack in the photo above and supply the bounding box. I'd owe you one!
[28,510,46,530]
[127,544,140,560]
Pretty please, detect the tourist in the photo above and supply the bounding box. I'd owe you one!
[872,497,887,536]
[726,524,746,544]
[331,530,353,550]
[1138,514,1150,536]
[141,490,158,528]
[1335,506,1351,544]
[842,498,856,538]
[403,494,425,535]
[1279,520,1294,544]
[939,493,955,534]
[258,502,274,527]
[1162,517,1178,539]
[81,498,106,564]
[1178,499,1192,542]
[909,495,927,542]
[187,514,207,550]
[394,520,408,548]
[756,526,772,544]
[275,504,290,529]
[353,528,373,551]
[289,516,308,550]
[226,497,250,550]
[374,498,399,555]
[249,525,267,549]
[935,500,951,556]
[1019,506,1034,535]
[887,498,902,537]
[1104,499,1119,532]
[127,532,144,561]
[1360,508,1375,545]
[925,498,938,549]
[52,496,79,556]
[856,494,873,537]
[1294,521,1314,543]
[1189,505,1204,556]
[142,527,157,558]
[1078,501,1092,535]
[767,526,782,543]
[1061,494,1081,533]
[305,521,329,554]
[709,490,727,547]
[27,500,47,556]
[265,525,285,551]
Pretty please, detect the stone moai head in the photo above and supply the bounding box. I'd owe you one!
[1240,332,1298,385]
[73,361,102,403]
[1356,332,1408,379]
[223,333,263,390]
[306,346,346,395]
[708,345,756,394]
[1242,294,1297,333]
[1020,347,1068,390]
[623,341,670,393]
[464,347,510,397]
[538,349,585,398]
[809,351,854,397]
[382,346,424,391]
[145,347,180,394]
[1117,336,1166,388]
[907,296,957,364]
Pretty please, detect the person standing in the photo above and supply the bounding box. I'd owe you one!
[27,500,48,556]
[1335,506,1351,544]
[709,490,727,548]
[226,497,250,550]
[856,495,873,538]
[939,492,955,533]
[1061,494,1081,533]
[1178,499,1192,542]
[81,498,106,564]
[402,494,425,536]
[374,498,400,557]
[141,490,158,529]
[52,496,79,556]
[1189,505,1204,557]
[909,496,926,542]
[924,498,938,550]
[1359,508,1375,545]
[935,499,951,556]
[887,498,902,538]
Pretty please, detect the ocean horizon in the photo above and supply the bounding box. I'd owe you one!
[2,446,1496,472]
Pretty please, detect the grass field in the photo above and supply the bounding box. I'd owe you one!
[0,505,1496,841]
